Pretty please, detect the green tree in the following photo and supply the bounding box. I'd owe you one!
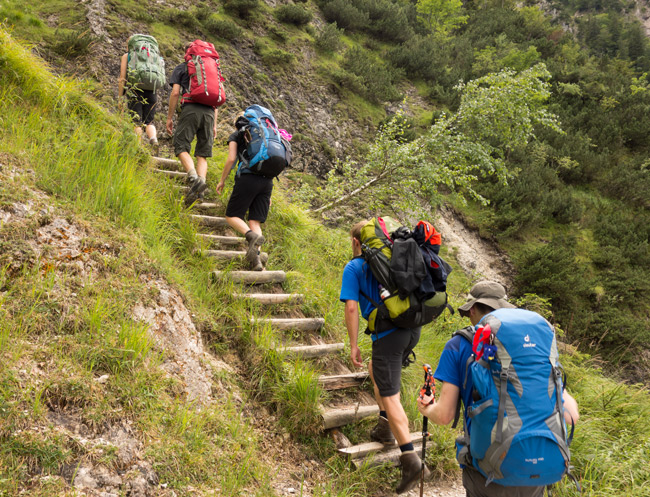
[416,0,468,36]
[306,63,562,215]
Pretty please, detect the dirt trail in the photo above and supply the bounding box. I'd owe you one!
[436,206,514,289]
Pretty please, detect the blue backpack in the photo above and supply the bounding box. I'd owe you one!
[454,308,577,488]
[237,105,291,178]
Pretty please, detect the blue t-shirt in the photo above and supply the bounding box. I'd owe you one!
[339,257,396,341]
[434,333,475,433]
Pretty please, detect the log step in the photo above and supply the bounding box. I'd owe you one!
[338,432,426,458]
[318,372,370,391]
[190,214,228,228]
[204,249,269,261]
[152,156,182,169]
[233,293,304,305]
[321,404,379,429]
[199,234,245,247]
[153,168,186,179]
[252,317,324,331]
[194,202,219,211]
[212,270,286,284]
[351,441,424,469]
[280,343,344,359]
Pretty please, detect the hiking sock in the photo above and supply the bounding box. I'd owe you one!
[399,443,414,453]
[186,168,199,184]
[379,411,387,419]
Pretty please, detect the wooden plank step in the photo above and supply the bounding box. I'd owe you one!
[194,202,219,211]
[199,234,245,247]
[280,343,344,359]
[351,441,424,469]
[339,432,425,458]
[252,317,324,331]
[152,156,182,169]
[153,168,186,179]
[190,214,228,228]
[204,249,268,261]
[318,372,370,391]
[321,404,379,429]
[212,270,286,284]
[233,293,304,305]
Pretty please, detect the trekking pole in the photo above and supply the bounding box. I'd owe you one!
[419,364,435,497]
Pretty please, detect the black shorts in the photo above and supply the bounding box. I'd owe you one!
[225,173,273,222]
[462,467,543,497]
[173,103,215,158]
[127,89,157,125]
[371,327,421,397]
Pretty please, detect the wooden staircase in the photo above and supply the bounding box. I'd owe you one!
[153,156,414,469]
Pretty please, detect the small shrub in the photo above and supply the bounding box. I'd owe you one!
[268,24,289,42]
[315,22,342,53]
[321,0,369,32]
[261,48,295,66]
[160,8,201,30]
[50,29,96,58]
[223,0,260,19]
[275,4,312,26]
[204,16,243,40]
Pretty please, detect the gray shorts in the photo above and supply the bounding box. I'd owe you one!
[173,103,214,158]
[462,467,544,497]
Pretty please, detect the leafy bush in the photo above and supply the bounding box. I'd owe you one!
[321,0,369,31]
[261,48,295,66]
[340,47,403,103]
[315,22,342,53]
[204,16,243,40]
[160,8,201,30]
[387,35,445,81]
[223,0,259,19]
[275,4,312,26]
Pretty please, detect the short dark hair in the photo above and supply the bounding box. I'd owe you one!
[350,220,368,241]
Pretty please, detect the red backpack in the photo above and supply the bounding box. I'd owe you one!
[182,40,226,108]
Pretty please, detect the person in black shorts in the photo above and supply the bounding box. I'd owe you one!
[216,114,273,271]
[339,220,428,494]
[166,50,218,205]
[118,48,159,146]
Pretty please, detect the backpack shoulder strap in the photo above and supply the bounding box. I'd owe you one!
[451,326,475,429]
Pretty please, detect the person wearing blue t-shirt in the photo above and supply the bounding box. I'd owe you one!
[417,281,580,497]
[340,220,429,494]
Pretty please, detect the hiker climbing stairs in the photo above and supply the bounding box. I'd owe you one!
[152,155,409,472]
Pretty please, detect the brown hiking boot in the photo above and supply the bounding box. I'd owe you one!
[245,231,265,270]
[369,416,395,445]
[396,451,430,494]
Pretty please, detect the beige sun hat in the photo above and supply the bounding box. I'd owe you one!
[458,281,516,317]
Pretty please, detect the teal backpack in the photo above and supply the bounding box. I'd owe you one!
[127,34,166,91]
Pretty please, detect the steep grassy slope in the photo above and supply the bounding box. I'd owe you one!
[2,28,650,497]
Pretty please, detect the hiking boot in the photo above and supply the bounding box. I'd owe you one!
[245,231,265,264]
[185,177,207,206]
[369,416,395,445]
[396,451,430,494]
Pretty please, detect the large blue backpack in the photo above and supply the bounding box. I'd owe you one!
[454,308,576,488]
[237,105,290,178]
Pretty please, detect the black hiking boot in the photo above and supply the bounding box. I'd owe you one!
[396,451,430,494]
[369,416,395,445]
[245,231,265,271]
[185,177,207,206]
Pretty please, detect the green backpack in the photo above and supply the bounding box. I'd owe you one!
[359,217,451,334]
[127,34,166,91]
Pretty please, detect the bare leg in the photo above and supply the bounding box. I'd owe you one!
[381,393,411,446]
[145,124,157,142]
[225,216,250,236]
[369,360,386,411]
[196,156,208,180]
[248,219,262,236]
[177,151,196,174]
